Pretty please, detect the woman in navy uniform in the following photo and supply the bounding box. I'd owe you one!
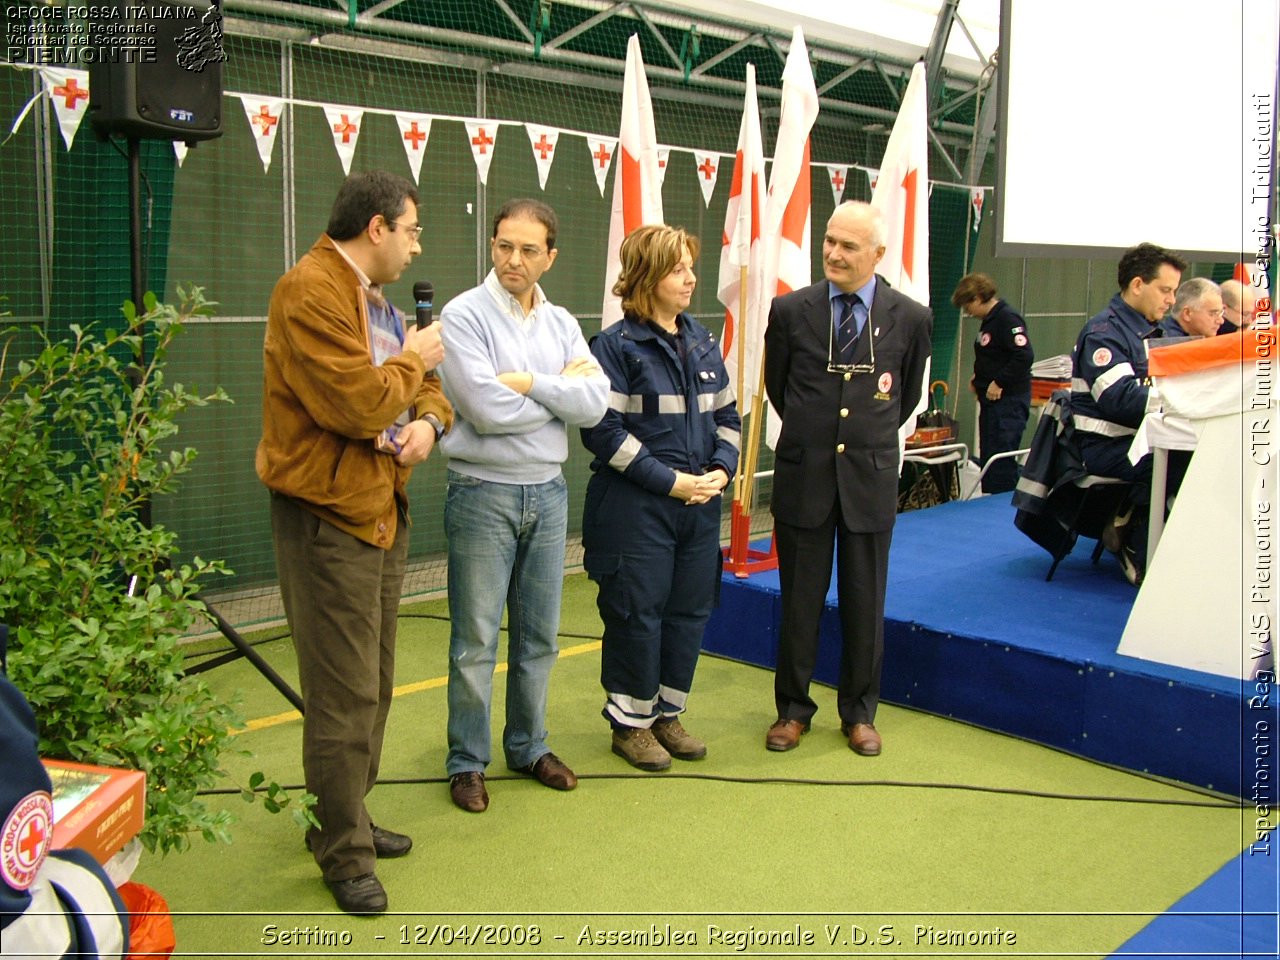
[581,225,740,772]
[952,273,1033,494]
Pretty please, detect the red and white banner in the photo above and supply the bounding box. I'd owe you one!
[760,27,819,443]
[828,165,849,208]
[464,121,499,185]
[323,106,364,175]
[717,63,767,414]
[585,135,616,197]
[871,61,929,307]
[525,123,559,190]
[240,96,284,173]
[870,60,932,443]
[396,113,432,185]
[970,186,984,231]
[41,68,89,151]
[865,167,879,192]
[692,150,721,207]
[601,34,664,328]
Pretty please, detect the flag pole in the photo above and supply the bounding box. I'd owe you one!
[731,262,748,505]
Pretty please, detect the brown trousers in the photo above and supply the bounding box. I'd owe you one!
[270,493,408,881]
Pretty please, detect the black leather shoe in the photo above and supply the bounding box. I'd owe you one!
[450,772,489,812]
[519,752,578,790]
[370,824,412,858]
[326,873,387,915]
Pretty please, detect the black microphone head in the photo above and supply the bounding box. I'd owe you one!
[413,280,433,307]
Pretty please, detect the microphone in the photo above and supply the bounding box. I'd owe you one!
[413,280,434,328]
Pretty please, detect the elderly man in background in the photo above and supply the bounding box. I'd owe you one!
[1219,278,1258,334]
[1158,278,1223,338]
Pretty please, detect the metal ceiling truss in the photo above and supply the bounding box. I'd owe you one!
[222,0,998,180]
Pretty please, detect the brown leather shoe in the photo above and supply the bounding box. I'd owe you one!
[521,752,578,791]
[325,872,387,915]
[449,772,489,812]
[765,718,809,752]
[846,722,882,756]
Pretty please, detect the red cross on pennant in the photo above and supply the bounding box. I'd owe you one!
[532,134,554,160]
[403,121,426,151]
[252,105,278,137]
[698,156,717,180]
[592,142,613,169]
[831,169,845,191]
[471,128,493,154]
[332,114,357,144]
[53,77,88,110]
[658,155,667,169]
[19,818,45,860]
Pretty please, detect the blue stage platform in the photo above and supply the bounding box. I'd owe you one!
[704,495,1271,799]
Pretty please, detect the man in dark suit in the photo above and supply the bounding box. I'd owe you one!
[763,201,933,756]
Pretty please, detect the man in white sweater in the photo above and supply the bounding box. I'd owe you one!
[438,199,609,813]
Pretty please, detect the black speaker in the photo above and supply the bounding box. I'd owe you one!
[88,0,224,143]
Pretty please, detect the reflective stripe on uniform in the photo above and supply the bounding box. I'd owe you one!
[717,426,741,449]
[1072,413,1136,437]
[608,434,644,471]
[1091,362,1136,400]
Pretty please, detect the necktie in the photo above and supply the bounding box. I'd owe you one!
[836,293,861,363]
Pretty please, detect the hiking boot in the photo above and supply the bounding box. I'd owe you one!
[652,716,707,760]
[611,726,671,771]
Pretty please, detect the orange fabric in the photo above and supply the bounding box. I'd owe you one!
[118,881,176,959]
[1148,328,1272,377]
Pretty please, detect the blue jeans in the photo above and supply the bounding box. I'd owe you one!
[444,471,567,775]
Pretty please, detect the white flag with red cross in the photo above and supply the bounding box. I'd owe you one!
[525,124,560,190]
[464,121,499,185]
[41,69,90,151]
[323,107,364,175]
[692,151,721,207]
[970,187,984,231]
[828,165,849,207]
[395,113,432,185]
[717,63,767,416]
[760,27,820,444]
[585,136,616,197]
[241,97,284,173]
[865,166,879,192]
[601,34,665,329]
[655,147,671,188]
[870,59,932,446]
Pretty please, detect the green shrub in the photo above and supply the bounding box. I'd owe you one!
[0,286,311,855]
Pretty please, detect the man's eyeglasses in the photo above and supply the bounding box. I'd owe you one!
[388,219,423,240]
[826,299,876,375]
[493,240,547,260]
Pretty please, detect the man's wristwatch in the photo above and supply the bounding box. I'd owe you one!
[421,414,446,440]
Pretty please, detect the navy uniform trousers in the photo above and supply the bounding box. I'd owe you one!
[582,469,723,727]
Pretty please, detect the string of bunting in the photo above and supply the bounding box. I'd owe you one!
[5,63,991,218]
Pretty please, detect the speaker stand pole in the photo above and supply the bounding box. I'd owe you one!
[123,135,303,715]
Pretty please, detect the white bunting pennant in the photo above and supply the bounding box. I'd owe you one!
[691,151,720,207]
[323,106,364,176]
[828,165,849,207]
[655,147,671,187]
[524,124,559,190]
[585,136,616,197]
[173,141,189,167]
[464,121,499,185]
[241,96,284,173]
[865,167,880,192]
[40,68,90,151]
[395,113,432,185]
[971,187,985,230]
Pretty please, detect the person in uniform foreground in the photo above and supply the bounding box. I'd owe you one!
[581,224,741,771]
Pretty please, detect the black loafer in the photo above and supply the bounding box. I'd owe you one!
[326,872,387,915]
[370,824,412,858]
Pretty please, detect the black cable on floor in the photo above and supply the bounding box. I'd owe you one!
[198,773,1242,809]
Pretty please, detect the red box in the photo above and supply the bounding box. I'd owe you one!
[1031,377,1071,404]
[906,425,955,448]
[42,759,146,865]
